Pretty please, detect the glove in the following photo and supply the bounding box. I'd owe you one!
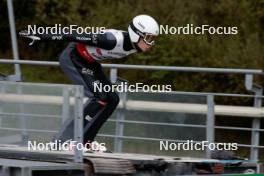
[19,30,40,45]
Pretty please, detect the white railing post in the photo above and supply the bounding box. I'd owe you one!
[7,0,21,81]
[206,95,215,158]
[74,85,84,163]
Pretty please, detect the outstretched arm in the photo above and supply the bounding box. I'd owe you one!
[19,30,116,50]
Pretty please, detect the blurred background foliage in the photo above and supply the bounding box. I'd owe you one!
[0,0,263,101]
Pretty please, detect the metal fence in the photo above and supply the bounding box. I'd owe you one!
[106,65,263,161]
[0,81,84,163]
[0,59,263,163]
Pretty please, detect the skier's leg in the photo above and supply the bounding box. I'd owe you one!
[83,91,120,143]
[56,43,101,142]
[56,43,120,145]
[82,64,120,143]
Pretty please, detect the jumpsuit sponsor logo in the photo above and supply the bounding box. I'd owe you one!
[96,48,102,56]
[82,68,94,75]
[51,35,63,40]
[76,36,92,41]
[107,51,126,57]
[92,35,98,44]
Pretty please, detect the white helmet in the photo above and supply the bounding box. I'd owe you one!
[128,14,159,45]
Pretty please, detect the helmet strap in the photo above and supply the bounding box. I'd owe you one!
[129,22,145,38]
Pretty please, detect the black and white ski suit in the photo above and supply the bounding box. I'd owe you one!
[32,29,137,143]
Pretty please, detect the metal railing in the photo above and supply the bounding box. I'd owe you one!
[0,81,84,163]
[0,59,263,162]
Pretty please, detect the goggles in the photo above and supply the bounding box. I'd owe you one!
[142,34,156,46]
[129,22,157,46]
